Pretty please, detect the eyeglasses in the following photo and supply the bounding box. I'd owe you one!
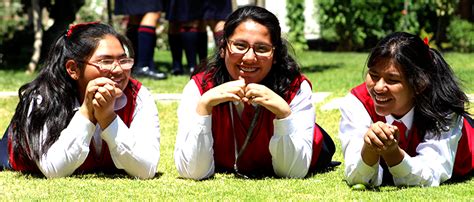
[79,58,134,73]
[227,40,275,57]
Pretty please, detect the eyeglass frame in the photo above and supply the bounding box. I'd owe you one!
[226,39,275,58]
[78,58,134,73]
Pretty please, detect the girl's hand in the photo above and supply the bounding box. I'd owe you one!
[89,77,123,129]
[363,121,398,153]
[197,79,246,115]
[79,79,100,124]
[243,83,290,119]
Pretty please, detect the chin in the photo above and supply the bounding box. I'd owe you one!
[374,108,391,117]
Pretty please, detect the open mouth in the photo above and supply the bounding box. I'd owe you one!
[238,65,258,73]
[374,95,392,105]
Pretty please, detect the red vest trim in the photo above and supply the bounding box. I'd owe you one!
[192,72,324,174]
[350,82,474,177]
[9,79,142,174]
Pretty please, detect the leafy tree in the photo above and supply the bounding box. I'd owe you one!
[286,0,307,51]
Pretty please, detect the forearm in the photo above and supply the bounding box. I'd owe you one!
[269,113,313,178]
[101,117,160,179]
[38,112,95,178]
[389,115,463,187]
[174,115,215,180]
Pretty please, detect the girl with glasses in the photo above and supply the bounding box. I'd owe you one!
[0,22,161,179]
[339,32,473,187]
[174,6,336,180]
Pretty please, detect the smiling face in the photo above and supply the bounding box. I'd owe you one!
[366,58,415,118]
[223,20,274,83]
[77,34,131,95]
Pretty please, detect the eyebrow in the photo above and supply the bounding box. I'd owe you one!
[232,39,272,46]
[93,53,128,60]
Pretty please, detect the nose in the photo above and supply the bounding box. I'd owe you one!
[373,78,387,93]
[109,61,124,75]
[242,47,257,62]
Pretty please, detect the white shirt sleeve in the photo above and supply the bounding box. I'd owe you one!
[339,93,383,186]
[38,86,161,179]
[174,80,315,179]
[269,80,315,178]
[339,93,464,187]
[389,114,463,187]
[174,80,215,180]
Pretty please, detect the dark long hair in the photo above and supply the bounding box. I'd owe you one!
[195,5,301,98]
[367,32,469,135]
[10,23,133,162]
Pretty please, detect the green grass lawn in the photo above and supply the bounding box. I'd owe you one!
[0,51,473,200]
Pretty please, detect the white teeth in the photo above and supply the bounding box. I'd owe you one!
[376,97,389,102]
[239,66,257,72]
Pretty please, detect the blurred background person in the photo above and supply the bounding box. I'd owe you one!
[115,0,167,80]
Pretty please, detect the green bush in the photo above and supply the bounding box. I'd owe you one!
[0,1,27,42]
[286,0,307,51]
[316,0,457,51]
[447,17,474,52]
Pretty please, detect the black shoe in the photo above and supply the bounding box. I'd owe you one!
[172,68,184,75]
[133,66,167,80]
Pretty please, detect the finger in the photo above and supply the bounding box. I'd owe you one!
[114,87,123,98]
[94,88,111,106]
[85,86,99,100]
[92,98,100,108]
[371,123,390,142]
[93,77,115,86]
[367,130,385,148]
[379,123,395,141]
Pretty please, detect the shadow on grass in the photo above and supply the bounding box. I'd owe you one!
[444,172,474,185]
[10,170,164,179]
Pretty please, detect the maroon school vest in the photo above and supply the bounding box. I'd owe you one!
[350,82,474,177]
[9,79,142,173]
[192,72,325,175]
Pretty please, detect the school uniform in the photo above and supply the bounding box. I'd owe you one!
[1,79,161,179]
[174,72,335,180]
[202,0,232,21]
[165,0,203,22]
[114,0,164,15]
[339,83,474,186]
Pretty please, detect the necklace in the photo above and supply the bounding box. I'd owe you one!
[229,102,261,178]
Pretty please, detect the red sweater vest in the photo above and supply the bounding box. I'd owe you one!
[192,72,325,174]
[351,83,474,177]
[9,79,142,174]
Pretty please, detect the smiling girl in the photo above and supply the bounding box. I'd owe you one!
[339,32,473,187]
[0,22,160,179]
[174,6,335,180]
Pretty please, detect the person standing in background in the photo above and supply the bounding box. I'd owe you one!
[115,0,167,80]
[166,0,207,75]
[202,0,232,46]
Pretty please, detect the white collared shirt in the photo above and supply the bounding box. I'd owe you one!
[174,80,315,180]
[35,86,161,179]
[339,93,463,187]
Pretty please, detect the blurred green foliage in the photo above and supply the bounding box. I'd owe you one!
[286,0,308,51]
[0,0,27,42]
[316,0,460,51]
[447,17,474,52]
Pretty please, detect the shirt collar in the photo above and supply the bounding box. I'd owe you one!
[385,107,415,130]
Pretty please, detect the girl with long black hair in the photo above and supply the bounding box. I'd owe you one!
[0,22,161,179]
[340,32,473,187]
[174,6,335,180]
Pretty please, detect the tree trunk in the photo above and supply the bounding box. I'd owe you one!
[27,0,42,74]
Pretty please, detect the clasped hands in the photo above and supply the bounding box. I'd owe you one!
[362,121,405,167]
[364,121,401,155]
[197,79,291,119]
[79,77,123,129]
